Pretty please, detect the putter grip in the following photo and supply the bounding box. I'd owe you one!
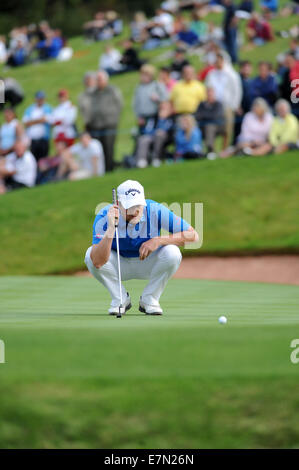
[112,188,118,227]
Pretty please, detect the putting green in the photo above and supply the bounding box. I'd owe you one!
[0,276,299,448]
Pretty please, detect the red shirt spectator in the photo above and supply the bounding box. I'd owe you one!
[247,15,274,42]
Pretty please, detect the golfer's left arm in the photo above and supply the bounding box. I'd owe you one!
[139,227,198,260]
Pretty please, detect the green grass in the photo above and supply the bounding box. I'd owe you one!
[0,276,299,448]
[0,153,298,275]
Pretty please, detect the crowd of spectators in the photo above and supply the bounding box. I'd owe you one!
[0,21,70,68]
[0,0,299,194]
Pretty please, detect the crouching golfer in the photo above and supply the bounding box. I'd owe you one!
[85,180,199,315]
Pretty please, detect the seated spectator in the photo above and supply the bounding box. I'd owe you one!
[175,114,203,159]
[221,98,273,156]
[250,61,278,107]
[130,11,148,43]
[170,46,190,80]
[37,138,67,184]
[0,108,24,156]
[22,91,52,161]
[119,39,143,72]
[0,140,37,194]
[102,11,123,39]
[158,66,177,92]
[0,77,24,110]
[99,44,123,75]
[246,12,274,46]
[0,36,7,64]
[260,0,278,13]
[48,89,77,146]
[237,0,254,13]
[190,9,209,43]
[36,29,63,60]
[83,11,106,41]
[135,101,174,168]
[246,99,299,156]
[133,64,169,130]
[195,87,225,153]
[146,8,174,40]
[176,22,199,46]
[171,65,207,114]
[173,12,186,34]
[6,39,27,67]
[205,22,224,44]
[78,72,97,130]
[56,132,105,180]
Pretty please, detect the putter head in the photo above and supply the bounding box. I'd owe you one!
[116,306,125,318]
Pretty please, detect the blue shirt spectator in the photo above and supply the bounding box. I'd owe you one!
[260,0,278,12]
[175,115,202,156]
[250,62,278,107]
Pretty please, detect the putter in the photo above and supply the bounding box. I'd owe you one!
[112,188,125,319]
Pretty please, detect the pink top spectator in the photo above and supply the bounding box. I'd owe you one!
[238,111,273,144]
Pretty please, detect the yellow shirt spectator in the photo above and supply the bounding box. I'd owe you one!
[171,79,207,114]
[269,114,299,147]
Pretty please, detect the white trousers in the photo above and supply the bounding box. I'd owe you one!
[84,245,182,307]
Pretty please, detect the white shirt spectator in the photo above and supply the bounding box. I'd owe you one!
[48,100,77,140]
[99,48,123,72]
[22,103,52,140]
[5,150,37,187]
[238,111,273,144]
[0,38,7,63]
[206,64,242,111]
[70,139,105,176]
[152,12,174,37]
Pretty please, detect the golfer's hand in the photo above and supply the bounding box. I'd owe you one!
[107,205,119,230]
[139,238,161,260]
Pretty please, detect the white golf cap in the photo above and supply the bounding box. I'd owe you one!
[117,180,146,210]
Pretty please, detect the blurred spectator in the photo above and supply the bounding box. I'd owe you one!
[133,64,168,129]
[144,7,174,48]
[0,36,7,63]
[170,46,190,80]
[99,44,123,74]
[246,12,274,46]
[260,0,278,13]
[36,29,63,60]
[250,62,278,107]
[237,0,254,13]
[175,114,203,159]
[206,53,242,146]
[0,77,24,110]
[0,108,24,156]
[6,39,27,66]
[135,101,174,168]
[195,87,225,153]
[78,72,97,130]
[280,52,299,117]
[190,10,209,43]
[22,91,52,161]
[176,22,199,46]
[171,65,207,114]
[56,132,105,180]
[130,12,148,43]
[223,0,239,64]
[158,66,177,92]
[173,12,186,34]
[84,11,122,41]
[85,71,123,172]
[48,89,77,146]
[119,39,143,72]
[0,140,37,193]
[267,99,299,153]
[234,60,253,143]
[37,138,67,184]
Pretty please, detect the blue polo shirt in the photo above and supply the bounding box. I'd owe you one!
[92,199,190,258]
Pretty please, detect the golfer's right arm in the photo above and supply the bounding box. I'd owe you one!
[90,206,118,268]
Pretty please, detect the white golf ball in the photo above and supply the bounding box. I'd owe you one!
[218,315,227,324]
